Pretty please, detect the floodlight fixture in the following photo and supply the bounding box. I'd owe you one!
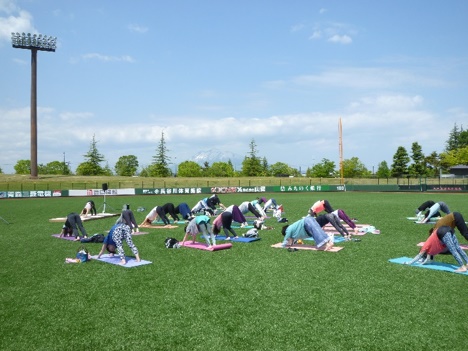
[11,32,57,178]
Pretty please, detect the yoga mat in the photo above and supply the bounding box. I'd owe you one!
[417,242,468,250]
[389,257,468,275]
[49,213,119,223]
[132,231,149,235]
[153,220,187,225]
[232,225,254,229]
[106,230,150,236]
[322,228,367,236]
[180,241,232,251]
[140,224,179,229]
[407,217,440,221]
[213,235,261,243]
[90,254,152,268]
[271,242,343,252]
[52,234,77,241]
[304,236,346,243]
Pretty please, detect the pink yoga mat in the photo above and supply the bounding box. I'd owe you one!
[180,241,232,251]
[271,242,343,252]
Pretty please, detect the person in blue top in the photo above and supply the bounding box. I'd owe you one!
[182,215,216,247]
[281,216,333,250]
[97,224,118,258]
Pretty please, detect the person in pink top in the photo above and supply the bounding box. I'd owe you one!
[309,200,334,217]
[212,211,238,240]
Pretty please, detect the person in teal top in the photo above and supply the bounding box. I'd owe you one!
[182,215,216,247]
[281,216,333,250]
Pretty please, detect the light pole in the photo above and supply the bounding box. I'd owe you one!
[11,32,57,179]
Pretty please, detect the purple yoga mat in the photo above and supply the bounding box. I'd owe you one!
[52,234,77,241]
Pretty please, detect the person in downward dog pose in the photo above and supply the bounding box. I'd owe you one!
[182,215,216,248]
[140,206,171,226]
[281,216,333,251]
[405,226,468,272]
[212,211,239,241]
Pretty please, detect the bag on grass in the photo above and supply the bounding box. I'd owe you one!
[75,246,90,262]
[243,228,259,238]
[80,233,105,243]
[165,237,181,249]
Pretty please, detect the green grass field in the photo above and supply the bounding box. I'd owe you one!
[1,192,467,350]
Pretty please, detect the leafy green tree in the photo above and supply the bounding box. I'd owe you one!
[269,162,292,177]
[391,146,410,177]
[408,142,426,176]
[14,159,31,174]
[306,158,336,178]
[41,161,71,175]
[440,146,468,168]
[342,157,369,178]
[241,139,263,176]
[210,161,235,177]
[0,166,2,174]
[76,135,106,176]
[178,161,202,177]
[376,161,391,178]
[149,131,171,177]
[115,155,139,176]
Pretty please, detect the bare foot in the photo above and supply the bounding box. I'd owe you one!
[119,259,126,265]
[454,266,467,273]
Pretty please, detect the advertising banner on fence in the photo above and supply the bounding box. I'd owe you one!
[68,188,135,197]
[0,190,63,198]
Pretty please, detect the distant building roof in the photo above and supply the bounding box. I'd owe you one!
[449,165,468,176]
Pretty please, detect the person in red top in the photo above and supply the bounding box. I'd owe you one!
[405,230,447,265]
[405,226,468,272]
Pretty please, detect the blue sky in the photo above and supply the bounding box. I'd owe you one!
[1,0,467,174]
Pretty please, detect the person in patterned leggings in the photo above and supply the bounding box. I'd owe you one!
[112,223,141,265]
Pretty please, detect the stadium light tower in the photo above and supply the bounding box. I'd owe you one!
[11,32,57,178]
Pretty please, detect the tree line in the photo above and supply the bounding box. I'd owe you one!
[6,124,468,178]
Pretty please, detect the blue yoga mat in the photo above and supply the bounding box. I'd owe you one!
[389,257,468,275]
[91,254,152,268]
[215,235,260,243]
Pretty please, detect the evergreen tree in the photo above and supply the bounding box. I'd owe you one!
[241,139,263,176]
[409,142,426,176]
[76,135,106,176]
[149,131,171,177]
[445,123,461,152]
[390,146,410,177]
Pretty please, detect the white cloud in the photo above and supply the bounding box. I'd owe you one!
[0,8,35,42]
[292,67,440,90]
[290,23,305,33]
[59,112,94,121]
[319,8,327,15]
[81,53,135,63]
[128,24,148,33]
[309,30,322,40]
[328,34,352,44]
